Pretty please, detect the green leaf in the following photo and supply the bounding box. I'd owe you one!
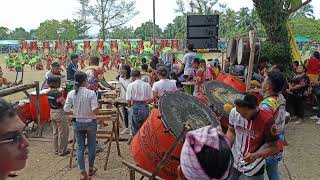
[290,0,302,9]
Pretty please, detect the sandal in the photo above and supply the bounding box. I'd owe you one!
[89,167,98,176]
[80,171,90,180]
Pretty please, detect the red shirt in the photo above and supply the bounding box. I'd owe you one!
[306,57,320,75]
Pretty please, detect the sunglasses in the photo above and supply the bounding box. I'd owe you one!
[0,131,28,145]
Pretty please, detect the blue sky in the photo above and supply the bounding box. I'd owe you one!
[0,0,319,35]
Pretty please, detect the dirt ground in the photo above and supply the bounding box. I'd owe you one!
[0,54,320,180]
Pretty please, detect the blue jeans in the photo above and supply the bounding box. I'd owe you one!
[266,160,280,180]
[73,120,97,172]
[129,102,149,136]
[228,168,264,180]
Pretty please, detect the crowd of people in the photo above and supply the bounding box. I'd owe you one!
[1,44,320,180]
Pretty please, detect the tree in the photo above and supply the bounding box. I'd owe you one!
[0,27,10,40]
[36,20,79,41]
[292,4,315,19]
[134,21,163,40]
[290,17,320,41]
[163,16,186,39]
[9,27,31,40]
[87,0,139,40]
[253,0,312,70]
[73,19,90,39]
[175,0,219,14]
[78,0,90,22]
[109,26,135,39]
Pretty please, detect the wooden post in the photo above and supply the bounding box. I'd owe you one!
[246,31,256,91]
[34,81,42,137]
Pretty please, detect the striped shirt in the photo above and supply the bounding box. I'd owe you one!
[64,87,99,123]
[229,108,278,176]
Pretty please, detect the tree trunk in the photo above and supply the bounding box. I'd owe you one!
[254,0,292,72]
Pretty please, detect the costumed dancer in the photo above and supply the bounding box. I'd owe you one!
[179,126,233,180]
[64,72,99,180]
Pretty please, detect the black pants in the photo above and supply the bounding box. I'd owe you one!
[312,86,320,117]
[286,93,304,118]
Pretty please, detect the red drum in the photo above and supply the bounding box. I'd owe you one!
[223,74,246,92]
[216,71,227,81]
[203,81,239,132]
[16,100,32,124]
[29,90,51,125]
[131,92,219,180]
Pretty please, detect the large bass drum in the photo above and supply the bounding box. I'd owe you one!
[237,37,260,65]
[226,38,238,65]
[203,81,239,129]
[131,92,219,180]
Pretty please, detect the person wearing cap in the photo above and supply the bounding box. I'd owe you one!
[179,126,233,180]
[42,62,65,90]
[226,93,279,180]
[66,54,79,81]
[126,70,153,137]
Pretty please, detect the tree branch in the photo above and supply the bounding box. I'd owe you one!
[288,0,312,15]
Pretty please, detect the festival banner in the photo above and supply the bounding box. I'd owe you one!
[20,41,28,54]
[42,41,50,55]
[171,40,179,52]
[110,40,119,54]
[55,40,63,53]
[30,41,38,54]
[66,40,74,54]
[84,40,91,54]
[97,40,104,54]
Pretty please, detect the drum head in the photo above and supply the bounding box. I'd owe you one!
[159,91,219,138]
[203,81,239,118]
[227,39,237,65]
[237,38,243,65]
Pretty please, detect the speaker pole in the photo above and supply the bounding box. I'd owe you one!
[153,0,156,53]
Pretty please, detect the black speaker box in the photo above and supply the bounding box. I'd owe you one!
[187,26,218,38]
[187,38,218,49]
[187,15,219,27]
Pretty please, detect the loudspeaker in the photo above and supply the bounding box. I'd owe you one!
[187,15,219,49]
[187,26,218,38]
[187,15,219,27]
[187,38,218,49]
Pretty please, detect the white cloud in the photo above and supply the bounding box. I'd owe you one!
[0,0,318,34]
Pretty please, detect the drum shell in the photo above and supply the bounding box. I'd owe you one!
[131,109,182,180]
[216,72,227,81]
[17,102,32,124]
[29,94,51,125]
[222,75,246,92]
[237,37,260,65]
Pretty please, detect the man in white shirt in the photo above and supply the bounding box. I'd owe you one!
[177,44,197,80]
[126,70,153,137]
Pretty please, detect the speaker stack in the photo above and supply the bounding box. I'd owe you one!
[186,15,219,49]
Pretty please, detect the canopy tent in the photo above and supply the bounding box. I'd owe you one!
[295,35,311,43]
[0,40,20,45]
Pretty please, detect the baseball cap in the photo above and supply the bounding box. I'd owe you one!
[234,93,258,109]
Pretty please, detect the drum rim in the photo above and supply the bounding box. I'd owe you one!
[159,91,219,138]
[203,80,239,118]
